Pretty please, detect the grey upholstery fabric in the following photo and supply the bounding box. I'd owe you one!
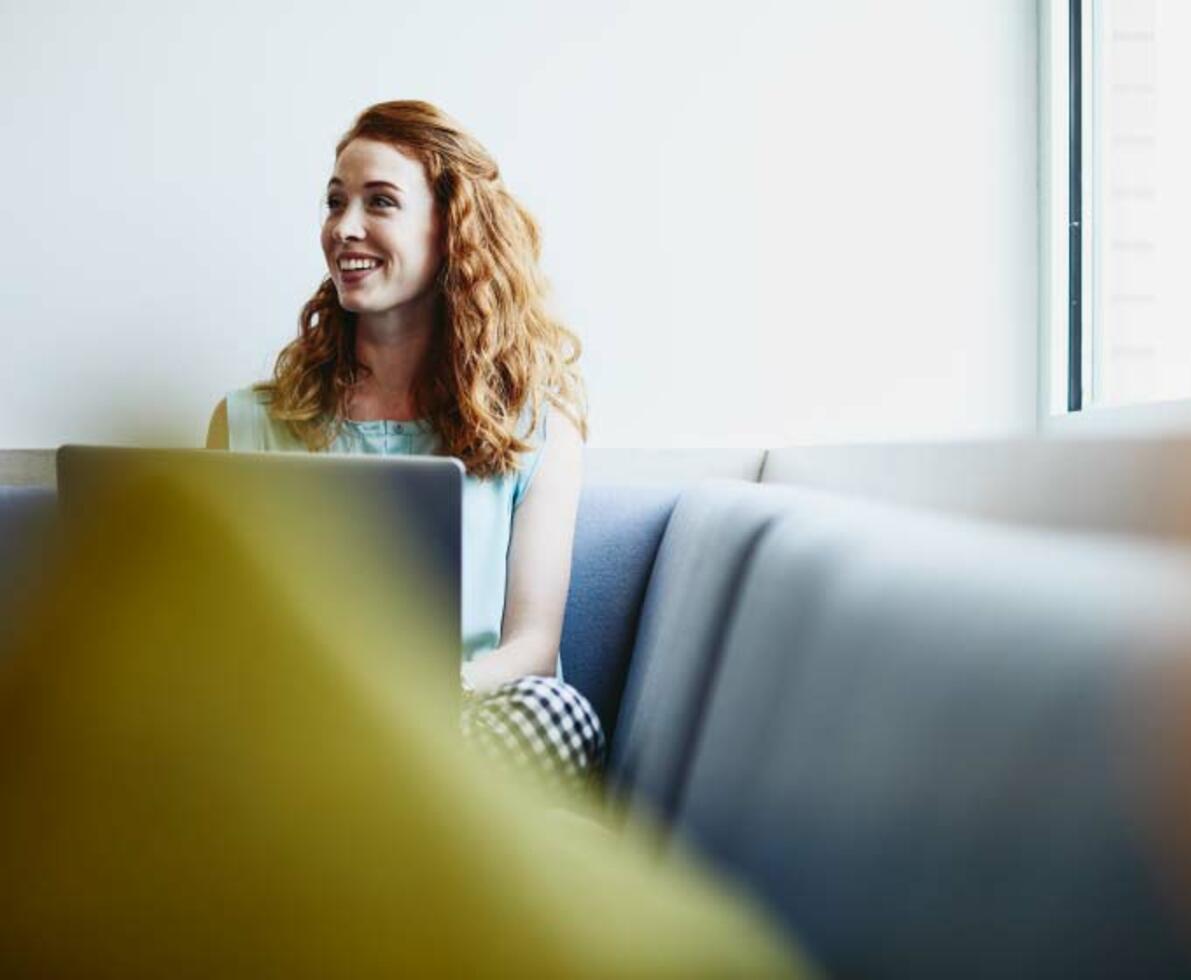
[559,484,680,743]
[606,482,804,823]
[672,487,1191,979]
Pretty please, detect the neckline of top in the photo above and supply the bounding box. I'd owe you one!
[342,417,433,434]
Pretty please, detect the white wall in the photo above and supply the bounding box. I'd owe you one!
[0,0,1038,450]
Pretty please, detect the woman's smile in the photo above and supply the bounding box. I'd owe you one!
[337,253,385,286]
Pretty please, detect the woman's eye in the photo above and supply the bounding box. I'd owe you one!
[322,194,398,212]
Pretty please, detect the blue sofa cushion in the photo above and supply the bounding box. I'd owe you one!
[0,486,58,651]
[672,488,1191,978]
[559,484,680,745]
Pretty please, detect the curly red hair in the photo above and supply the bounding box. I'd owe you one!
[257,100,587,478]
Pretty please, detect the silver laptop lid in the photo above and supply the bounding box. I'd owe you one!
[56,446,464,651]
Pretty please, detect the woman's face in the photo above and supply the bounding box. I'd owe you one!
[321,138,444,318]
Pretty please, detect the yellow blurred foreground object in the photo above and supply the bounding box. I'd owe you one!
[0,467,812,978]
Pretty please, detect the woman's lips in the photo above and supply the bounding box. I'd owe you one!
[339,263,381,286]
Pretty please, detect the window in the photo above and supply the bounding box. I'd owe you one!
[1044,0,1191,426]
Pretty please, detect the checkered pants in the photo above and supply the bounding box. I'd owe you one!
[461,676,606,791]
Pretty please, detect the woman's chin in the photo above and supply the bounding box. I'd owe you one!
[335,291,367,313]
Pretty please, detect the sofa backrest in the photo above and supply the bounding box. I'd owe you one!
[761,438,1191,543]
[0,450,55,489]
[582,448,765,485]
[558,483,680,743]
[0,486,58,651]
[668,486,1191,978]
[0,448,766,491]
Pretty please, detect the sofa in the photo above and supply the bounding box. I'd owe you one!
[5,442,1191,978]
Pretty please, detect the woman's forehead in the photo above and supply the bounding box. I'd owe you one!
[333,138,428,189]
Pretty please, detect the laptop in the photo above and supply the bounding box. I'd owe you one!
[55,446,464,654]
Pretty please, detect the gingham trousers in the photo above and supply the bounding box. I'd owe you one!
[461,676,606,791]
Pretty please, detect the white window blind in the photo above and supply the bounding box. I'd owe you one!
[1089,0,1191,406]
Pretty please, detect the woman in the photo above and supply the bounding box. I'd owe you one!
[205,100,603,788]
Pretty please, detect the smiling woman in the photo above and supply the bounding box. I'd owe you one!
[206,100,601,789]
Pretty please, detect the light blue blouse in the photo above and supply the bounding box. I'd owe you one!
[224,386,549,666]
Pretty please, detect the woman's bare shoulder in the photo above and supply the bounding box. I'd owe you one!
[206,398,229,450]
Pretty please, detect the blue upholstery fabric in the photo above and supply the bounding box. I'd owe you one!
[0,487,58,651]
[0,486,56,548]
[606,482,803,825]
[672,487,1191,979]
[559,484,679,745]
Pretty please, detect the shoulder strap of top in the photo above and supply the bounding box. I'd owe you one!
[225,386,306,452]
[511,404,550,511]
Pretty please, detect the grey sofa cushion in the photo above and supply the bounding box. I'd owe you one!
[607,482,804,823]
[671,487,1191,978]
[559,484,680,743]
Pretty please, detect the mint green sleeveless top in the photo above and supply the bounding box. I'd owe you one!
[224,386,550,667]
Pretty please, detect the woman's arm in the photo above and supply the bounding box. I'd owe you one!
[462,406,584,695]
[206,399,229,450]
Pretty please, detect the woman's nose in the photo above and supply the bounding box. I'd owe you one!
[332,203,365,242]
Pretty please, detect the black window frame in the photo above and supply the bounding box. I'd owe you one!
[1067,0,1083,412]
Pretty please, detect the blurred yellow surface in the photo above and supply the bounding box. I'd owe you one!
[0,467,811,978]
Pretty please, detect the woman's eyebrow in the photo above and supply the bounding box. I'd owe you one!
[326,177,405,193]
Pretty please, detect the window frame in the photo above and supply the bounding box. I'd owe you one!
[1038,0,1191,436]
